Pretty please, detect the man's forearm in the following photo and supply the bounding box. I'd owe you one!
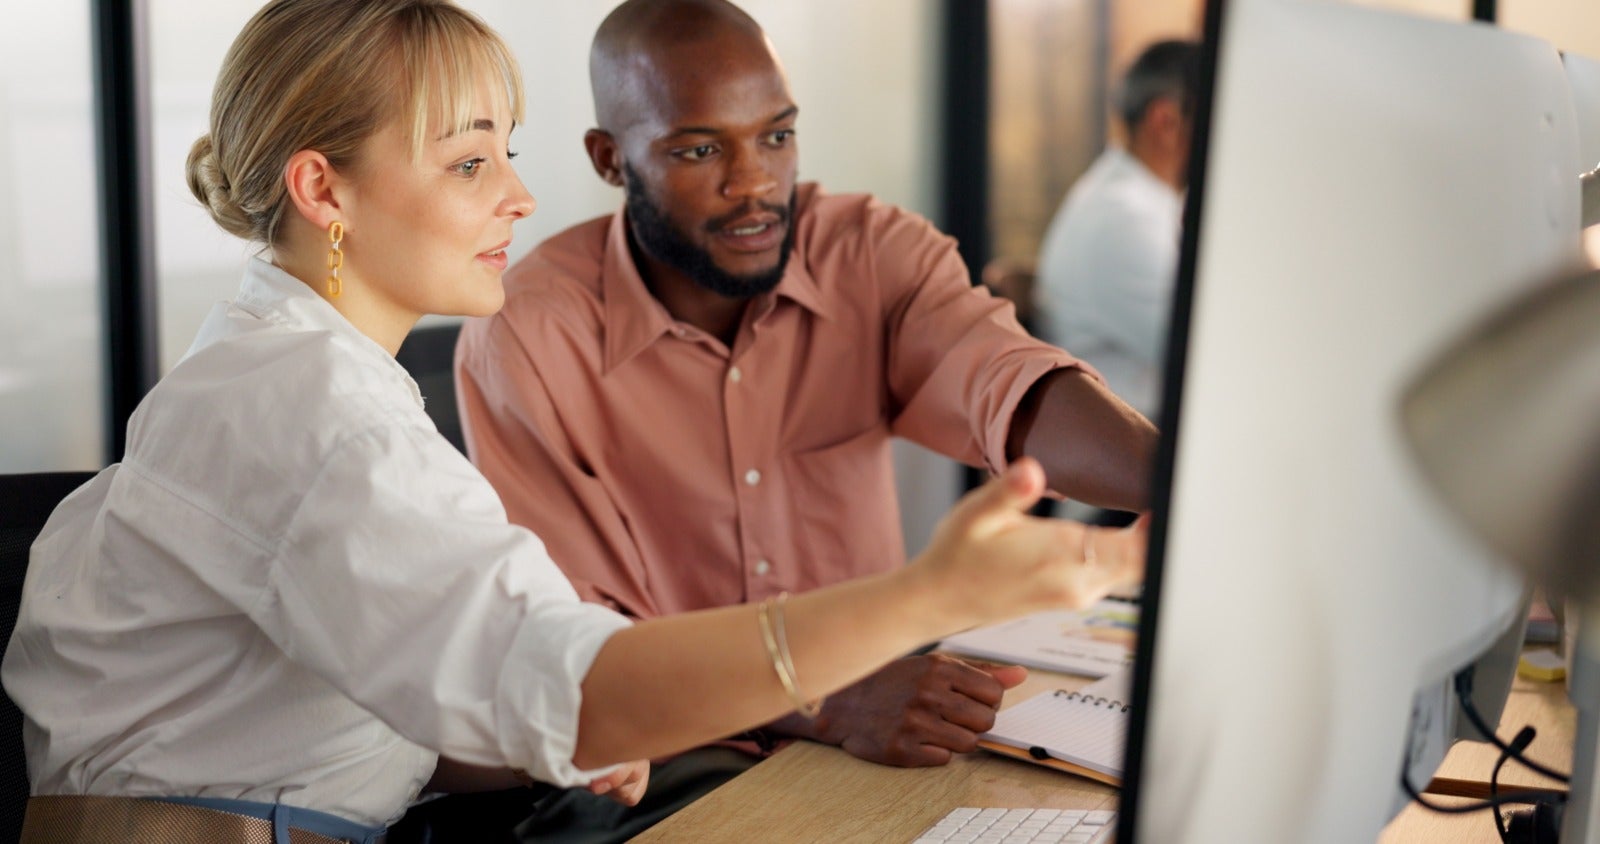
[1006,368,1159,512]
[766,708,836,743]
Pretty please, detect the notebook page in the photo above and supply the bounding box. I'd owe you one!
[982,685,1129,778]
[1078,666,1132,702]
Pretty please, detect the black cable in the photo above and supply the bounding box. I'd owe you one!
[1456,669,1571,783]
[1400,694,1563,817]
[1494,727,1538,841]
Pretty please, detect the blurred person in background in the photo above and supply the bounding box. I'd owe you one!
[1033,39,1200,527]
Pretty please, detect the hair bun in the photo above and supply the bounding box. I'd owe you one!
[185,133,256,240]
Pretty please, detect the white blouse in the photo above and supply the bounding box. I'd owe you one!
[1,258,631,828]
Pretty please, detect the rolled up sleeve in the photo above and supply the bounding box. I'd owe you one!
[872,202,1098,474]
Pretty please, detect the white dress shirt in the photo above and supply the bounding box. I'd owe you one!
[1034,147,1184,422]
[1,258,631,828]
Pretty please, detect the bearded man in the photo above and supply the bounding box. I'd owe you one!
[451,1,1156,839]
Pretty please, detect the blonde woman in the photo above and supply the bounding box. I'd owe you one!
[0,1,1145,842]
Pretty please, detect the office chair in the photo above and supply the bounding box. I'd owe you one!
[395,321,467,454]
[0,471,96,843]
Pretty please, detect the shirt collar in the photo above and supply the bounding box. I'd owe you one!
[600,214,675,373]
[599,188,833,374]
[233,256,425,409]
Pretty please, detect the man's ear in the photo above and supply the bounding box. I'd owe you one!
[584,129,626,187]
[283,149,347,231]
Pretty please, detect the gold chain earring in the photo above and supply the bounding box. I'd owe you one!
[326,221,344,297]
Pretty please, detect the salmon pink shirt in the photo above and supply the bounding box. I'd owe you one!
[456,183,1088,620]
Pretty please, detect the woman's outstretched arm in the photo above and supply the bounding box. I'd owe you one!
[573,458,1146,768]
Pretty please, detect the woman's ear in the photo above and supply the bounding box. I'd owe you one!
[283,149,347,231]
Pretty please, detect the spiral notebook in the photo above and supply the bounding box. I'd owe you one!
[977,669,1132,787]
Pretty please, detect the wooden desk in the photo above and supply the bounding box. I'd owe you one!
[636,665,1574,843]
[632,670,1115,843]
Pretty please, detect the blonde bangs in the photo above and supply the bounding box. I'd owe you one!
[397,6,525,161]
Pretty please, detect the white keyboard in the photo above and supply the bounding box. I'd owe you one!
[912,807,1117,844]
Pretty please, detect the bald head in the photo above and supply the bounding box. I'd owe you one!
[590,0,780,134]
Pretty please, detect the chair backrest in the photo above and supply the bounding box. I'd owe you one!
[0,471,97,843]
[395,322,466,454]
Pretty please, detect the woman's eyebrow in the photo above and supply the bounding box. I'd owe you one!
[436,117,497,140]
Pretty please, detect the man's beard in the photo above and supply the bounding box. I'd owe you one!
[623,163,796,300]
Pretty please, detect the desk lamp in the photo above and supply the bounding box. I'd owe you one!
[1400,164,1600,844]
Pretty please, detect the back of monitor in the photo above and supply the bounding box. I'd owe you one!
[1126,2,1582,842]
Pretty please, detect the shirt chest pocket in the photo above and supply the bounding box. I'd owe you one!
[778,425,905,591]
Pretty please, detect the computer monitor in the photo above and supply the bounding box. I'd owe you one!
[1119,2,1585,842]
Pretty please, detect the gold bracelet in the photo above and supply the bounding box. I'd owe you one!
[756,597,801,707]
[770,592,823,718]
[757,593,823,718]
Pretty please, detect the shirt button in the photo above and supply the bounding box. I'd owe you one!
[755,559,772,576]
[729,366,742,383]
[744,469,761,486]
